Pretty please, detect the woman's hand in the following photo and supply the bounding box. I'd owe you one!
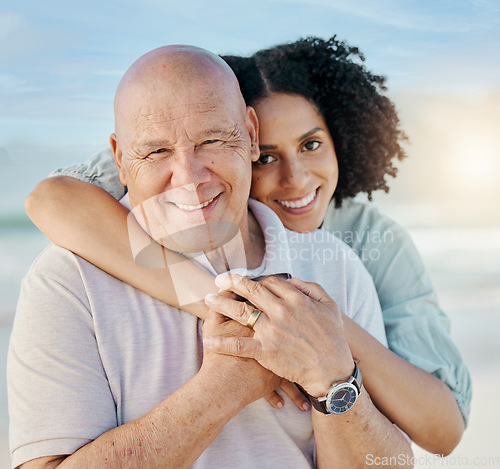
[265,379,311,411]
[204,273,355,398]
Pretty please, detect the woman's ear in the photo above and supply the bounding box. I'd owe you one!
[246,106,260,163]
[110,133,128,186]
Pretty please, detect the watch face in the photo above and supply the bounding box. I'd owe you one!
[326,383,358,414]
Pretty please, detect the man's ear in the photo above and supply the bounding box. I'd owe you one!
[246,106,260,163]
[110,133,128,186]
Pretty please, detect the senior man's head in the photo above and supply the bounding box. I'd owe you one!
[111,45,260,254]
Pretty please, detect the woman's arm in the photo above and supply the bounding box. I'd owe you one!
[26,176,216,319]
[324,199,469,454]
[343,316,464,455]
[25,175,310,412]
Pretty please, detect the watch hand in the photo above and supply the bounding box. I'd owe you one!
[333,391,348,406]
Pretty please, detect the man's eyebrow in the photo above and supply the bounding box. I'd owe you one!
[134,127,239,153]
[259,127,325,151]
[200,127,238,139]
[135,140,172,153]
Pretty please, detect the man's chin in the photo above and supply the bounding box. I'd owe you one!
[157,220,240,254]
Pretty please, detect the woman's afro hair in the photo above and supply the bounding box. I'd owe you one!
[221,35,407,206]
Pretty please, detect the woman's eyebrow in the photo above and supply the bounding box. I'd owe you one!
[259,127,324,151]
[259,144,277,151]
[298,127,323,141]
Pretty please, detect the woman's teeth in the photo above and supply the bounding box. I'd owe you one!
[173,196,215,211]
[277,190,316,209]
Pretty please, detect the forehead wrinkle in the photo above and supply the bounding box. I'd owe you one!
[135,98,242,132]
[136,108,217,126]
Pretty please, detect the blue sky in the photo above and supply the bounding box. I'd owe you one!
[1,0,499,223]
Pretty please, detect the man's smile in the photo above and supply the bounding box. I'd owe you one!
[170,195,218,212]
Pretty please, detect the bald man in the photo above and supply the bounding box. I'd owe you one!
[8,46,412,468]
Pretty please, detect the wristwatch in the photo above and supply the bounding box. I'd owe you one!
[307,363,362,415]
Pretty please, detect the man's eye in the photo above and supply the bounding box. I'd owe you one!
[255,154,277,166]
[203,139,220,145]
[303,140,320,151]
[150,148,168,155]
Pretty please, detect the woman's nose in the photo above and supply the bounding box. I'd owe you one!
[279,156,309,190]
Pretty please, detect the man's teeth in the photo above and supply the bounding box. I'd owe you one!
[173,197,215,211]
[277,190,316,209]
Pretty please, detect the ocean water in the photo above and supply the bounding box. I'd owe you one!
[0,218,499,466]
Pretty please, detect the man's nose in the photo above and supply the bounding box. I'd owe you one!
[169,151,211,189]
[279,156,309,190]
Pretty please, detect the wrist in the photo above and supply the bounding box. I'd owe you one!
[307,360,356,398]
[197,360,248,414]
[305,363,362,416]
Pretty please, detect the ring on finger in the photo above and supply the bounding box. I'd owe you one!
[246,309,262,329]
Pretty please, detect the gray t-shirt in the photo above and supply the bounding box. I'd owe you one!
[8,200,386,469]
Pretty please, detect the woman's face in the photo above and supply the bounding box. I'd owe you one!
[250,93,339,232]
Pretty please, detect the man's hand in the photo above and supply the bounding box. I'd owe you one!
[201,308,281,406]
[204,274,355,398]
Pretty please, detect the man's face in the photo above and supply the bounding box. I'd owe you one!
[112,77,259,253]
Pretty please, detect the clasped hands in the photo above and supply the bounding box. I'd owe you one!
[203,273,355,406]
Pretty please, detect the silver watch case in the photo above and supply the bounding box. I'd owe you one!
[320,381,359,414]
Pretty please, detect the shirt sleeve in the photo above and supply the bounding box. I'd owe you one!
[49,147,127,200]
[7,249,118,468]
[324,199,472,425]
[344,257,388,348]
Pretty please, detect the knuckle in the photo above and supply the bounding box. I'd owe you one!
[262,275,278,286]
[231,338,243,354]
[246,279,262,294]
[234,301,248,320]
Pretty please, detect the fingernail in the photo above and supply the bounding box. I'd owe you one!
[302,402,311,411]
[215,273,230,288]
[204,337,213,349]
[276,401,283,409]
[205,293,216,304]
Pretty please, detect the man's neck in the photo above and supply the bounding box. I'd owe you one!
[204,210,265,274]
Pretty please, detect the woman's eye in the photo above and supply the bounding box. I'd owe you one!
[303,140,320,151]
[255,154,277,165]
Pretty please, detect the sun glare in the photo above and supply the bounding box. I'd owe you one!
[449,136,499,188]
